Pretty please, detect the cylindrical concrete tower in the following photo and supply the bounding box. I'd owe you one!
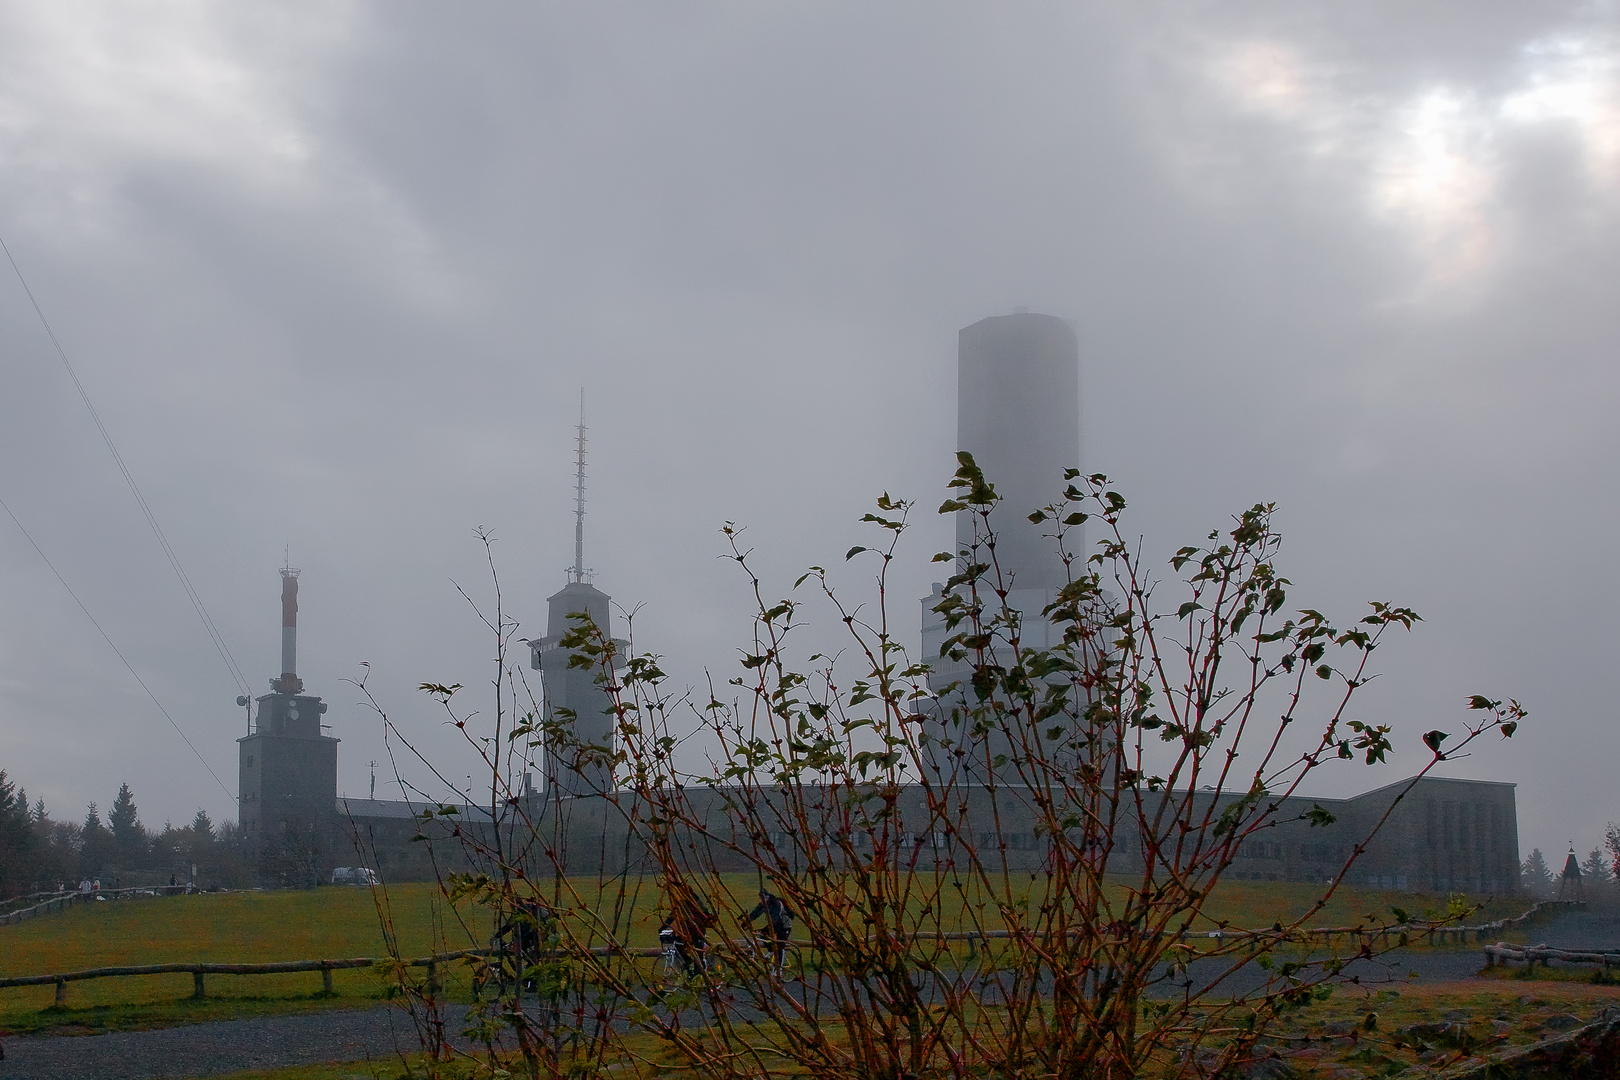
[919,312,1081,785]
[956,312,1080,589]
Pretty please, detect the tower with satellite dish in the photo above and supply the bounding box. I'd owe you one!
[237,564,338,865]
[526,392,624,798]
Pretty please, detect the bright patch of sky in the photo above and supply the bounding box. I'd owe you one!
[0,4,340,213]
[1502,28,1620,181]
[1209,13,1620,294]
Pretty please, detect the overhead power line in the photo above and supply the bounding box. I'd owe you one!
[0,493,236,803]
[0,232,252,697]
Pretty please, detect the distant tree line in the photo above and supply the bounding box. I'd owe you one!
[1520,844,1616,901]
[0,769,252,898]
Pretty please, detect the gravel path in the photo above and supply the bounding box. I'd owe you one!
[0,948,1497,1079]
[0,1003,466,1080]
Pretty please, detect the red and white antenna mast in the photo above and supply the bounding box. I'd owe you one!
[278,555,303,694]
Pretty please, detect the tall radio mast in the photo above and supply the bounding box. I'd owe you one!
[570,388,589,584]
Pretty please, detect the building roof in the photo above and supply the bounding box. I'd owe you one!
[337,798,423,820]
[337,797,495,823]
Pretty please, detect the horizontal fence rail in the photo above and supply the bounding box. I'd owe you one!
[0,886,195,928]
[0,944,677,1006]
[1484,942,1620,970]
[1,899,1585,1006]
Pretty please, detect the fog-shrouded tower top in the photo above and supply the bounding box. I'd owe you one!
[919,313,1081,782]
[956,312,1080,590]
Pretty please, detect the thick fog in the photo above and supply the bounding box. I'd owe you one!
[0,2,1615,866]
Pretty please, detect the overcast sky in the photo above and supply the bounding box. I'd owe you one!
[1,1,1616,867]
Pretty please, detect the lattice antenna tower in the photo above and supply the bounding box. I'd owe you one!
[569,388,593,585]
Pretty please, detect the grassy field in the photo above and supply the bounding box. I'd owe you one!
[0,883,470,1027]
[0,876,1536,1035]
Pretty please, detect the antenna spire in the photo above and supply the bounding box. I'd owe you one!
[571,388,588,584]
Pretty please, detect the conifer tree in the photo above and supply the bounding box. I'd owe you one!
[1582,848,1612,897]
[111,783,149,870]
[1521,847,1554,898]
[0,770,36,898]
[109,783,142,844]
[81,801,111,876]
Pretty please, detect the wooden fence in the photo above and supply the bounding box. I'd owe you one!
[0,950,494,1006]
[1483,942,1620,971]
[0,898,1586,1006]
[0,886,194,928]
[0,943,683,1007]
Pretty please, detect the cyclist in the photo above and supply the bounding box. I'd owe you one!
[667,898,716,978]
[747,888,793,976]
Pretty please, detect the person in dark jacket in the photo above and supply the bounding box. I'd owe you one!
[492,898,551,991]
[747,889,793,976]
[668,896,717,978]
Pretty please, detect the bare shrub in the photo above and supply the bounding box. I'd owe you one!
[381,461,1522,1080]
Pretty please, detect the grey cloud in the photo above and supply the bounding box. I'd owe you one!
[0,1,1613,863]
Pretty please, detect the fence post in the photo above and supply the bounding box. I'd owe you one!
[322,964,334,995]
[192,971,205,999]
[54,978,66,1006]
[426,960,438,998]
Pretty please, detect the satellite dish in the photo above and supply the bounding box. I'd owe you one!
[236,696,250,707]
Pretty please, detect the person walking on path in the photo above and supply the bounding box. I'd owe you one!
[747,888,793,977]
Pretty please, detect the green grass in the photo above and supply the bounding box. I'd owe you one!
[1191,878,1526,931]
[0,883,474,1029]
[0,875,1535,1036]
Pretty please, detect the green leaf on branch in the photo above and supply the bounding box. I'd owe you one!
[419,682,463,698]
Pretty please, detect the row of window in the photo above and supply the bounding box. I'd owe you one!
[1235,840,1348,862]
[1424,799,1509,853]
